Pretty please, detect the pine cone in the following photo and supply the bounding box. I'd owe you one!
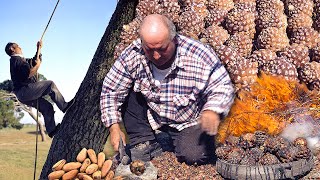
[234,0,256,13]
[293,137,308,148]
[190,2,209,20]
[256,10,287,32]
[295,146,312,159]
[287,13,313,33]
[226,57,258,91]
[263,136,290,153]
[205,8,228,25]
[225,32,253,57]
[215,145,234,160]
[284,0,314,17]
[276,146,299,163]
[226,147,246,164]
[290,27,320,49]
[315,0,320,14]
[254,131,270,147]
[298,62,320,90]
[120,18,142,45]
[225,9,256,38]
[215,45,243,65]
[207,0,234,11]
[238,133,256,149]
[179,0,207,10]
[248,49,277,68]
[201,25,229,49]
[257,27,289,52]
[310,44,320,63]
[225,135,240,146]
[258,153,280,165]
[256,0,285,13]
[160,0,180,23]
[278,43,310,69]
[136,0,162,19]
[177,10,205,37]
[247,147,265,162]
[260,57,298,81]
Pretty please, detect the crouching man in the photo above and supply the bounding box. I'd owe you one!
[100,14,235,165]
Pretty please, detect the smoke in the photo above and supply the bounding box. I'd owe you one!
[280,114,320,154]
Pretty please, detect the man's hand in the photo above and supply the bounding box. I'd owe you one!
[199,110,221,135]
[109,123,126,151]
[37,41,43,49]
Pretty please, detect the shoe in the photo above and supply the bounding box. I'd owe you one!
[130,140,163,161]
[62,98,75,113]
[48,123,61,138]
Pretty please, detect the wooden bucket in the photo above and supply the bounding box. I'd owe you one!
[216,156,314,180]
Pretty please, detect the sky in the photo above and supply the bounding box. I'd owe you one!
[0,0,117,123]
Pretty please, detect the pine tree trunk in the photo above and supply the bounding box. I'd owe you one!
[40,0,138,178]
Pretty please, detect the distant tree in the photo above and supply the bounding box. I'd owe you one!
[0,79,47,141]
[0,80,14,92]
[0,93,23,129]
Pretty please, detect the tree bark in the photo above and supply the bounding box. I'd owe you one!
[40,0,138,178]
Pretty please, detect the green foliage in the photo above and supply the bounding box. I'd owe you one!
[38,73,47,81]
[0,93,23,130]
[0,80,14,92]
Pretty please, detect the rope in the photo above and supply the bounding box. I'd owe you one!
[40,0,61,41]
[33,1,61,179]
[33,97,39,180]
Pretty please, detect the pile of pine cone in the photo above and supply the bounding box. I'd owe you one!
[216,131,312,165]
[48,148,114,180]
[114,0,320,92]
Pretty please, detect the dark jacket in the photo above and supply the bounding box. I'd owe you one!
[10,55,38,91]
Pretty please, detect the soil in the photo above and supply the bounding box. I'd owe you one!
[150,152,320,179]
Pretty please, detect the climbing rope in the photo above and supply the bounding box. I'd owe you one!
[33,1,60,179]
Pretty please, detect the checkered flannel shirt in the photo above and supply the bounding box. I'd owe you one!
[100,35,235,131]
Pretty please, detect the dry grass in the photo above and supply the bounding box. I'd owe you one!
[0,125,114,180]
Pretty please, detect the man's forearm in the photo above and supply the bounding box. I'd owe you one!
[109,123,121,133]
[29,60,41,78]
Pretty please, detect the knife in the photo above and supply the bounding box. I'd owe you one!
[114,134,130,165]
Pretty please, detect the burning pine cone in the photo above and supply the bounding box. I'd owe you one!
[258,153,280,165]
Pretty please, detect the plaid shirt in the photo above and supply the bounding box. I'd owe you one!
[100,35,235,131]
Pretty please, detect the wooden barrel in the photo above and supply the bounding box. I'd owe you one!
[216,156,314,180]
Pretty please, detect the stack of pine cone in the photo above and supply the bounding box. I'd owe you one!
[216,131,312,165]
[114,0,320,92]
[48,148,114,180]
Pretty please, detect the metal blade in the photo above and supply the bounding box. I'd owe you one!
[118,135,125,161]
[117,134,130,165]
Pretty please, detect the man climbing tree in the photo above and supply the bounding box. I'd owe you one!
[5,41,75,138]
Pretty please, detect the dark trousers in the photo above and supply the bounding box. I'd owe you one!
[122,89,216,165]
[15,80,67,134]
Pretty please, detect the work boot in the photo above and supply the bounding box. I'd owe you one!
[48,123,61,138]
[62,98,75,113]
[130,140,163,162]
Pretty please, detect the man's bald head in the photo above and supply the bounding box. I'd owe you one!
[139,14,176,42]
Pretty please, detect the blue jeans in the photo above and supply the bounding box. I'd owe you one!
[122,89,216,164]
[14,80,67,134]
